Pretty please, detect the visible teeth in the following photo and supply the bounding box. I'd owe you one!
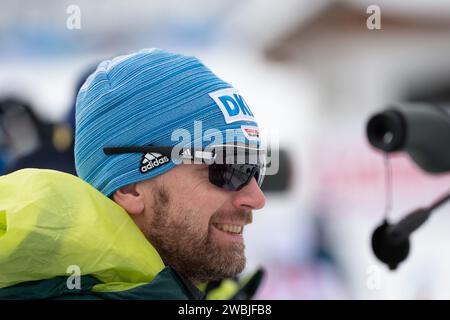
[214,224,243,234]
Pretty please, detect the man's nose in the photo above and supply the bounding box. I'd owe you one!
[231,178,266,210]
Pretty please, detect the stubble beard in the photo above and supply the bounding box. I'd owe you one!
[143,185,250,284]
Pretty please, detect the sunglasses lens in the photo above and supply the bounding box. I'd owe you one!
[209,164,264,191]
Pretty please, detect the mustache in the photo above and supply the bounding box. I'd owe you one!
[211,210,253,225]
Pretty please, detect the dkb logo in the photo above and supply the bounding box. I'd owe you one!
[209,88,255,124]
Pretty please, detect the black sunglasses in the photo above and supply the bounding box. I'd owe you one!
[103,144,265,191]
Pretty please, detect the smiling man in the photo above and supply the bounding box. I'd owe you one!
[117,162,264,284]
[74,48,267,299]
[0,49,266,300]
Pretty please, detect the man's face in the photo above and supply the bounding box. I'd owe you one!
[134,164,266,284]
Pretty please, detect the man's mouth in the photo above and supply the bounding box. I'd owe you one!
[212,223,243,235]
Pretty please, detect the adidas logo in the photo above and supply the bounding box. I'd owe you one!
[140,152,170,173]
[181,148,192,159]
[179,148,217,163]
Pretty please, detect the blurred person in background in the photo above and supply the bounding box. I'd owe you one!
[2,100,75,175]
[0,64,99,175]
[0,97,55,173]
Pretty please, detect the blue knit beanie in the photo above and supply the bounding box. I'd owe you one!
[75,48,260,196]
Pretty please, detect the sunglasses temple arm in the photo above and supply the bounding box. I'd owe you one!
[103,146,175,157]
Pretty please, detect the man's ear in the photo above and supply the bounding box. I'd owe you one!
[113,183,145,215]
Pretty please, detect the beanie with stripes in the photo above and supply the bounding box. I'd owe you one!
[74,48,260,196]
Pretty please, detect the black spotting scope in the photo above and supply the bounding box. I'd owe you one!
[367,102,450,270]
[366,103,450,173]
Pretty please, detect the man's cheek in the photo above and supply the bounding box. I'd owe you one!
[189,178,215,197]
